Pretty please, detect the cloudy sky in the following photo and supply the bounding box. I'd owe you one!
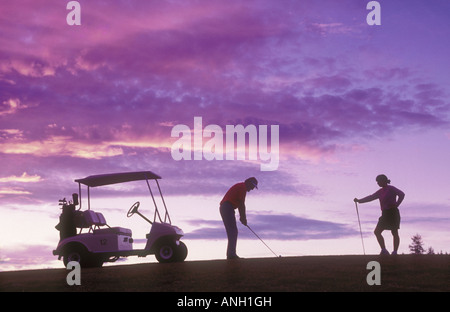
[1,0,449,271]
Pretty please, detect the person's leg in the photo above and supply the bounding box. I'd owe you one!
[392,229,400,254]
[374,225,387,253]
[391,208,401,254]
[220,202,238,258]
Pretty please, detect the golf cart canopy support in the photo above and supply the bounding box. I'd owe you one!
[74,171,171,224]
[75,171,161,187]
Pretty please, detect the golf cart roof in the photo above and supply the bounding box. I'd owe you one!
[75,171,161,187]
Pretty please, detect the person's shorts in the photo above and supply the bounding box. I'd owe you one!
[377,208,401,231]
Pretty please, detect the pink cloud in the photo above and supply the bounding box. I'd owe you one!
[1,0,449,203]
[0,172,42,183]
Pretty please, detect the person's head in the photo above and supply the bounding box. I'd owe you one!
[245,177,258,192]
[376,174,391,187]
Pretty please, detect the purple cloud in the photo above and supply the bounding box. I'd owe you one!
[1,0,449,205]
[185,212,358,240]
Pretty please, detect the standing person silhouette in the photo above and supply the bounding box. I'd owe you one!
[220,177,258,259]
[354,174,405,255]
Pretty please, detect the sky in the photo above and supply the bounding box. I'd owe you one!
[1,0,449,271]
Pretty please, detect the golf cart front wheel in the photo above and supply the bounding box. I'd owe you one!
[155,240,187,263]
[176,241,188,262]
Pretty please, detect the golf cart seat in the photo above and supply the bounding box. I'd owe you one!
[74,210,99,229]
[95,212,107,226]
[74,210,132,236]
[93,227,132,236]
[92,212,132,237]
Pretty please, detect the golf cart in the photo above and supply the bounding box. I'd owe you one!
[53,171,188,267]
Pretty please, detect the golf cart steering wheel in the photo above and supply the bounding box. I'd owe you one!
[127,201,140,218]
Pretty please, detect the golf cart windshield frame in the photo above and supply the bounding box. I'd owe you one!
[74,171,171,224]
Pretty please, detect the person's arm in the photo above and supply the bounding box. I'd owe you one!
[238,202,247,226]
[394,188,405,208]
[354,192,378,204]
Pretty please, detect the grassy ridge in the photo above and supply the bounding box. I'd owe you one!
[0,255,448,292]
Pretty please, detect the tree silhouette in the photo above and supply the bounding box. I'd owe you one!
[409,233,425,254]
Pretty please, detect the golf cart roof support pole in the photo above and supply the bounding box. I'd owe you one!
[145,177,163,223]
[155,179,171,224]
[87,186,91,210]
[78,182,82,211]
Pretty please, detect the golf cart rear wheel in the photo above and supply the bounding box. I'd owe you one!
[63,244,103,268]
[63,244,89,267]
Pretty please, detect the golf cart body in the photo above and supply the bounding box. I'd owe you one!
[53,171,187,267]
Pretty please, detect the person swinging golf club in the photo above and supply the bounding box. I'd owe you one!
[354,174,405,255]
[220,177,258,259]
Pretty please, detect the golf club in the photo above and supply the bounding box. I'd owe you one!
[246,225,281,258]
[354,201,366,255]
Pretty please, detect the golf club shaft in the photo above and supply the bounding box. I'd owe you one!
[246,225,279,257]
[355,202,366,255]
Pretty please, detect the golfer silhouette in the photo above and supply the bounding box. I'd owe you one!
[220,177,258,259]
[354,174,405,255]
